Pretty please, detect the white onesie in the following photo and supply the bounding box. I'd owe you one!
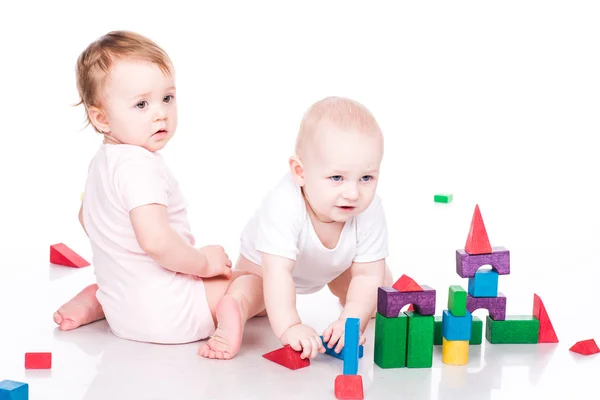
[82,144,215,344]
[240,173,389,294]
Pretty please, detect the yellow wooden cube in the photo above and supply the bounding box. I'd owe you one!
[442,337,469,366]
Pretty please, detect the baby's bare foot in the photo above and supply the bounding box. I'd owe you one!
[53,284,105,331]
[198,295,245,360]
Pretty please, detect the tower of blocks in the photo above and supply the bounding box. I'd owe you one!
[374,275,436,369]
[434,204,559,366]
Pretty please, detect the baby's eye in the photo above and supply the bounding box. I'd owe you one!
[136,101,148,109]
[163,95,174,103]
[361,175,373,182]
[330,176,343,182]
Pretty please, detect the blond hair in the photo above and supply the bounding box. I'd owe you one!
[75,30,173,133]
[295,96,382,156]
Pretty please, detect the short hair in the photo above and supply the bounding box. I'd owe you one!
[295,96,382,156]
[74,30,173,133]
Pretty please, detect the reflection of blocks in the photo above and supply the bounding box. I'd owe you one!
[374,313,407,368]
[442,310,472,341]
[485,316,539,344]
[442,338,469,366]
[377,286,436,317]
[467,293,506,321]
[448,285,467,316]
[468,269,499,297]
[405,311,434,368]
[456,247,510,278]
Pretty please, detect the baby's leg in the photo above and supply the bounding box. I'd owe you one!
[199,258,265,360]
[53,284,105,331]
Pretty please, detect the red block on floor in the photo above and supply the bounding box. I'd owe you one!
[334,374,364,400]
[464,204,493,255]
[262,345,310,370]
[50,243,90,268]
[392,274,423,292]
[533,294,558,343]
[570,339,600,356]
[25,352,52,369]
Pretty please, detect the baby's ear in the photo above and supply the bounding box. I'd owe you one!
[289,155,305,186]
[88,106,110,134]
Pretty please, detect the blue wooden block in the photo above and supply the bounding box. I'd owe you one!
[468,269,499,297]
[442,309,472,341]
[0,380,29,400]
[320,336,363,360]
[343,318,360,375]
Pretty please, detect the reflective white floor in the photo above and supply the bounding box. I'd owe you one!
[1,248,598,400]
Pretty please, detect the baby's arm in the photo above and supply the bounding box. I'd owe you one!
[262,252,325,359]
[130,204,231,278]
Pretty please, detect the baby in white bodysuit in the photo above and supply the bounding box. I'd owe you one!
[53,30,264,360]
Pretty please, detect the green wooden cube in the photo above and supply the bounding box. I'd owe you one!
[434,193,453,203]
[434,316,442,345]
[405,311,434,368]
[485,315,539,344]
[448,285,467,316]
[374,312,408,368]
[470,316,483,345]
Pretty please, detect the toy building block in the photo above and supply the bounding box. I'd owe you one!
[262,345,310,370]
[343,318,360,375]
[374,313,407,368]
[50,243,90,268]
[321,336,363,360]
[468,269,499,297]
[533,294,558,343]
[442,338,469,366]
[467,293,506,321]
[334,375,364,400]
[470,316,483,345]
[434,316,442,345]
[405,311,434,368]
[456,247,510,278]
[448,285,467,316]
[569,339,600,356]
[377,285,436,318]
[442,310,472,341]
[25,352,51,369]
[392,274,423,292]
[0,380,28,400]
[485,315,539,344]
[406,304,415,312]
[464,204,492,255]
[434,193,453,204]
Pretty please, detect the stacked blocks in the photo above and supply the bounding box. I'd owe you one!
[440,287,471,365]
[334,318,364,399]
[374,275,435,369]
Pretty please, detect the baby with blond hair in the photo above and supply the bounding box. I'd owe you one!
[234,96,394,359]
[54,30,264,360]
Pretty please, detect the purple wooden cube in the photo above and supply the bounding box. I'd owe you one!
[456,246,510,278]
[466,293,506,321]
[377,285,436,317]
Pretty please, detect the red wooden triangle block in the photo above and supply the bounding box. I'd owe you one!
[532,294,558,343]
[50,243,90,268]
[262,345,310,370]
[334,374,364,400]
[407,304,415,312]
[569,339,600,356]
[464,204,493,255]
[392,274,423,292]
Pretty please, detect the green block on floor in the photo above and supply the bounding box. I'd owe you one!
[405,311,434,368]
[374,312,408,368]
[485,315,539,344]
[434,316,442,345]
[448,285,467,316]
[470,316,483,345]
[434,193,453,203]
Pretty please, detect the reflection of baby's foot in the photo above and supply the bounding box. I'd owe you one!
[198,295,244,360]
[53,284,105,331]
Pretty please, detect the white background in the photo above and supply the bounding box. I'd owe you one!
[0,1,599,399]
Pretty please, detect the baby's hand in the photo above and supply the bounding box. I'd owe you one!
[280,324,326,359]
[322,319,367,354]
[197,245,232,278]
